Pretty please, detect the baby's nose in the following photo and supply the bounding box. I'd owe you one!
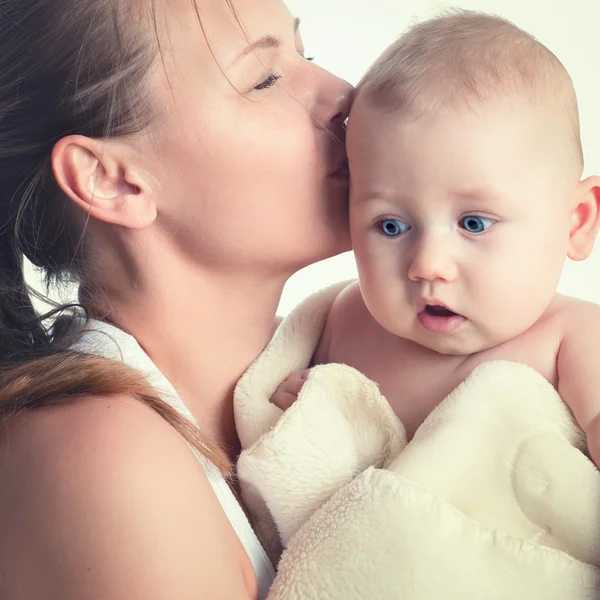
[408,240,458,283]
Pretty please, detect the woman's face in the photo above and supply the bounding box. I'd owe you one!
[143,0,353,276]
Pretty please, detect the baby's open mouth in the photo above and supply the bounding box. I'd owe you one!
[424,305,457,317]
[418,304,466,334]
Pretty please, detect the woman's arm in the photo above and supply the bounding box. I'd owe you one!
[0,395,254,600]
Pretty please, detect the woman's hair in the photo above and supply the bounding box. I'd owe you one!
[0,0,232,473]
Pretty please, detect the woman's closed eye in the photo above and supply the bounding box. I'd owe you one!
[253,53,314,91]
[254,73,282,90]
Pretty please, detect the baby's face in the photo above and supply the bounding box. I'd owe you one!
[347,94,577,355]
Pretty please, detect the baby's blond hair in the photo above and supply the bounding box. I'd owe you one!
[357,10,583,171]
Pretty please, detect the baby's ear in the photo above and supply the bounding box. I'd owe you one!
[567,175,600,261]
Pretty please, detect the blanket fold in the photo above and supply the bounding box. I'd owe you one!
[234,282,600,598]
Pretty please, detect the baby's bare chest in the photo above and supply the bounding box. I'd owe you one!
[328,320,561,440]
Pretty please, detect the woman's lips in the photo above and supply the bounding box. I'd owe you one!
[329,155,349,178]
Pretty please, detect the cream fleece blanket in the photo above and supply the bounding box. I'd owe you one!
[234,282,600,599]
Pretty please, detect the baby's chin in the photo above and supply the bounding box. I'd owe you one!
[406,327,502,357]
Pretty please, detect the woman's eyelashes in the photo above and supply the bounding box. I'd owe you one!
[254,73,282,90]
[253,53,315,91]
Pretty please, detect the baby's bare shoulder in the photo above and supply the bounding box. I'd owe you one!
[314,282,366,363]
[327,281,379,337]
[320,282,387,362]
[328,281,369,321]
[552,294,600,333]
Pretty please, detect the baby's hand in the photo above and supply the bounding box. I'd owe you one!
[270,369,311,411]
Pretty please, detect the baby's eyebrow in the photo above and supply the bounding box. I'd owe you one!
[452,188,502,202]
[352,190,411,205]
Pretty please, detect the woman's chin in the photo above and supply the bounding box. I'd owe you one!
[301,230,352,269]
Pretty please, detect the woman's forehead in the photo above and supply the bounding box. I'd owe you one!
[150,0,295,66]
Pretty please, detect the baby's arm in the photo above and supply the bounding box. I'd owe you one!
[270,283,359,410]
[557,301,600,467]
[269,307,336,410]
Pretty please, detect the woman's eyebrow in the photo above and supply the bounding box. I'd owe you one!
[228,35,283,70]
[228,18,301,71]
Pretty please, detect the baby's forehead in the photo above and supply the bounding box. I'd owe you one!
[347,93,578,172]
[349,89,561,126]
[347,104,578,209]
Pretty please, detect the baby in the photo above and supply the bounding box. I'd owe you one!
[272,11,600,465]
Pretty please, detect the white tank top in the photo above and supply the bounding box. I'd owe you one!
[71,318,275,599]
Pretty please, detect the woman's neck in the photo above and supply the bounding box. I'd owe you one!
[98,260,286,461]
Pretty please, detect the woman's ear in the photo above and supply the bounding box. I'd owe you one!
[51,135,157,229]
[568,175,600,261]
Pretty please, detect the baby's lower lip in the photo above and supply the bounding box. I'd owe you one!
[417,310,466,334]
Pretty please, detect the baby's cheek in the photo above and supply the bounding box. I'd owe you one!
[362,286,403,336]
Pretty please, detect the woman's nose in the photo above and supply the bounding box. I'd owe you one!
[312,67,354,132]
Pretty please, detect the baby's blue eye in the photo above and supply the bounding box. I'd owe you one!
[459,215,496,234]
[380,219,410,238]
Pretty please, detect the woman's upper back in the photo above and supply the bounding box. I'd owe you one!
[0,320,274,600]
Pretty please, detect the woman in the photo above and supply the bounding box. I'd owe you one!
[0,0,352,597]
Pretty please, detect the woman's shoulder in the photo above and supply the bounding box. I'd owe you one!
[0,393,194,486]
[0,395,252,599]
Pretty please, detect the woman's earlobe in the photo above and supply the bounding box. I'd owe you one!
[51,135,157,230]
[567,175,600,261]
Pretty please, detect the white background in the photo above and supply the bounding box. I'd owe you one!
[27,0,600,315]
